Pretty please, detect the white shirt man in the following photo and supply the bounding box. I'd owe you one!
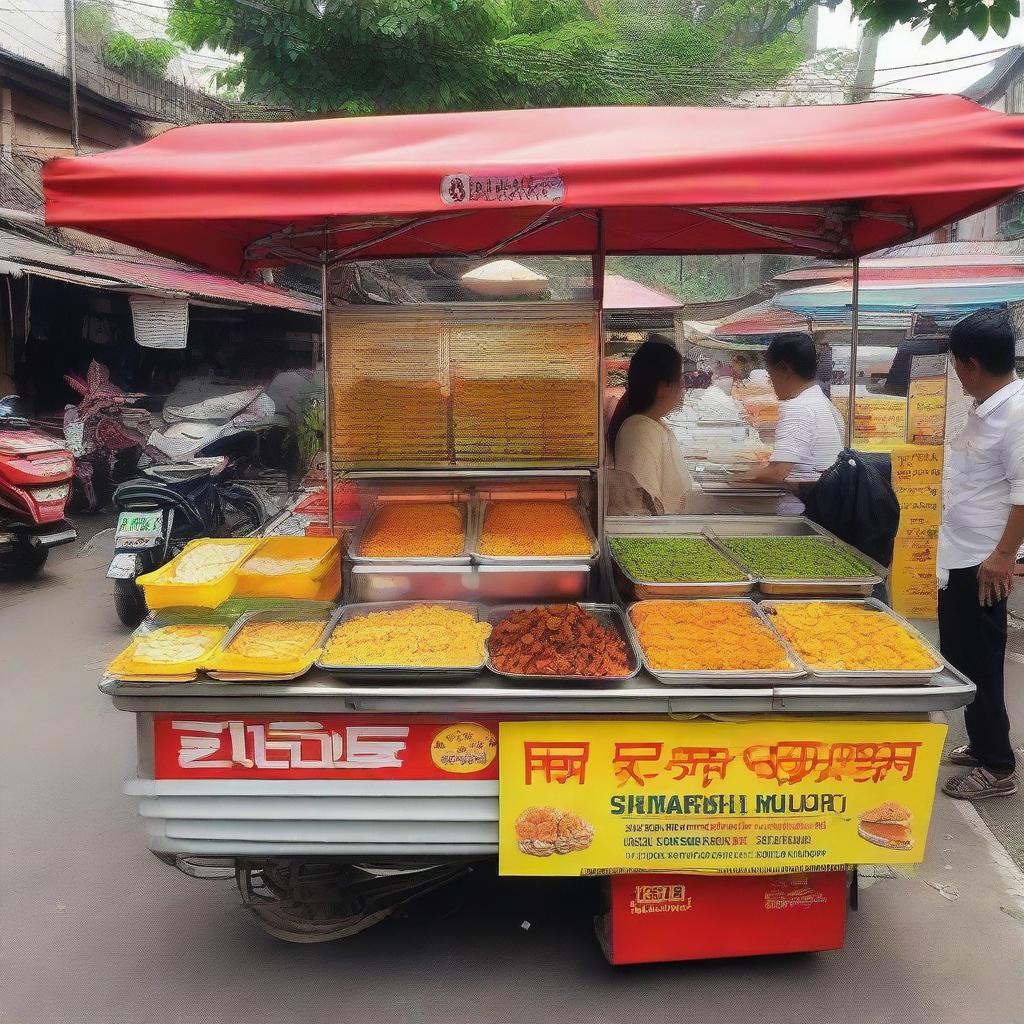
[938,378,1024,579]
[746,334,843,513]
[938,308,1023,802]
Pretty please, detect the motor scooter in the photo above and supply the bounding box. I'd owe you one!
[0,396,77,577]
[108,443,267,626]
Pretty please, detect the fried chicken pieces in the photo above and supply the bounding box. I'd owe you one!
[515,806,595,857]
[488,604,631,677]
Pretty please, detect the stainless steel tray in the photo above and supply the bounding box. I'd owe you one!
[625,598,807,686]
[349,501,473,565]
[348,562,591,604]
[204,603,335,681]
[758,597,944,684]
[607,527,754,599]
[695,515,822,538]
[484,603,641,682]
[316,600,487,680]
[708,524,886,597]
[472,499,600,565]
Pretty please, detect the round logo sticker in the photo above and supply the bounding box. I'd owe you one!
[430,722,497,774]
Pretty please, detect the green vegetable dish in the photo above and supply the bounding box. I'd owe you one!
[610,537,744,583]
[721,536,875,580]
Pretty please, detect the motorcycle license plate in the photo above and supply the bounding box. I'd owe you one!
[106,552,139,580]
[116,511,163,539]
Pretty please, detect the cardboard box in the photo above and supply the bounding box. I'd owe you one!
[599,871,849,964]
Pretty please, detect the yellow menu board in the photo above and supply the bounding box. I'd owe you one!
[832,395,907,452]
[907,378,947,445]
[890,444,943,619]
[499,719,946,877]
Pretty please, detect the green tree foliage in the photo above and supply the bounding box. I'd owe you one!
[852,0,1020,42]
[74,2,115,45]
[75,2,180,79]
[103,33,179,77]
[168,0,813,113]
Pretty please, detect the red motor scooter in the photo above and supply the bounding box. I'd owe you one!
[0,395,77,577]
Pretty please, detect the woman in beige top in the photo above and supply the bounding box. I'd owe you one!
[607,338,691,515]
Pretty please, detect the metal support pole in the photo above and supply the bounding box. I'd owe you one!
[321,255,334,535]
[845,255,860,448]
[64,0,80,154]
[593,211,607,598]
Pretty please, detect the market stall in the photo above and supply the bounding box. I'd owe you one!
[44,96,1024,955]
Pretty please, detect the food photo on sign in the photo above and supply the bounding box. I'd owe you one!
[498,720,946,877]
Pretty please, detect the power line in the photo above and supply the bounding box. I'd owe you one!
[876,55,1017,89]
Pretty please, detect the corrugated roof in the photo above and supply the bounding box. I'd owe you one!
[709,300,808,336]
[0,223,319,314]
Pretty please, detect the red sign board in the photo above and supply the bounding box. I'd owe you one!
[601,871,848,964]
[153,714,499,780]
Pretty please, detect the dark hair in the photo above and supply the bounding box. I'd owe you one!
[765,332,817,380]
[607,339,683,448]
[950,307,1015,375]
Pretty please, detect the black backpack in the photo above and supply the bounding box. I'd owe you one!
[801,449,901,567]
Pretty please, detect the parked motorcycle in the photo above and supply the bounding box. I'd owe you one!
[63,362,147,513]
[108,450,268,627]
[0,396,77,578]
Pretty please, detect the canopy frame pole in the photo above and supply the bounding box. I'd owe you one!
[681,207,844,253]
[846,255,861,448]
[321,244,334,535]
[593,209,606,585]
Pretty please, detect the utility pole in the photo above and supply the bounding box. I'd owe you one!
[64,0,81,153]
[851,27,880,102]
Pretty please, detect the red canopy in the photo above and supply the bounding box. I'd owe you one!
[43,96,1024,276]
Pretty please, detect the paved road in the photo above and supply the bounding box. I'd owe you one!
[2,551,1023,1024]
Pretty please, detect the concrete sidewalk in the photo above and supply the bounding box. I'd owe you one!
[1,551,1022,1024]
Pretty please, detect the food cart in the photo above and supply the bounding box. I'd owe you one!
[44,96,1024,955]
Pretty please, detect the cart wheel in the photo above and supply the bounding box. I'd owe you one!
[114,578,148,628]
[248,900,397,944]
[235,860,471,944]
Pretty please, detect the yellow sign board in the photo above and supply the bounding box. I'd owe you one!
[499,719,946,877]
[833,395,907,452]
[891,444,943,494]
[890,444,944,620]
[907,377,947,445]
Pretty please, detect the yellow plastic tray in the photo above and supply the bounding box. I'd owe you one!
[233,537,342,600]
[204,608,333,678]
[106,623,230,680]
[138,538,262,610]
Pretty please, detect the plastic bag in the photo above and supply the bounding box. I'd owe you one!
[800,449,901,567]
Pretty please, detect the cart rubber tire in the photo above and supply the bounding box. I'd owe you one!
[248,902,396,944]
[0,541,48,579]
[114,577,148,628]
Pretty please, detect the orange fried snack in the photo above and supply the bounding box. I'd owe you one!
[360,503,464,558]
[488,604,632,677]
[515,806,595,856]
[629,600,792,672]
[767,602,939,672]
[478,501,592,558]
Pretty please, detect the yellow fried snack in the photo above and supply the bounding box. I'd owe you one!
[323,604,491,667]
[108,623,228,675]
[478,501,592,557]
[171,542,252,583]
[767,602,939,672]
[242,555,321,576]
[360,503,465,558]
[225,620,325,660]
[629,600,792,672]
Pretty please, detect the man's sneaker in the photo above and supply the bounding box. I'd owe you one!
[942,767,1017,801]
[948,745,982,768]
